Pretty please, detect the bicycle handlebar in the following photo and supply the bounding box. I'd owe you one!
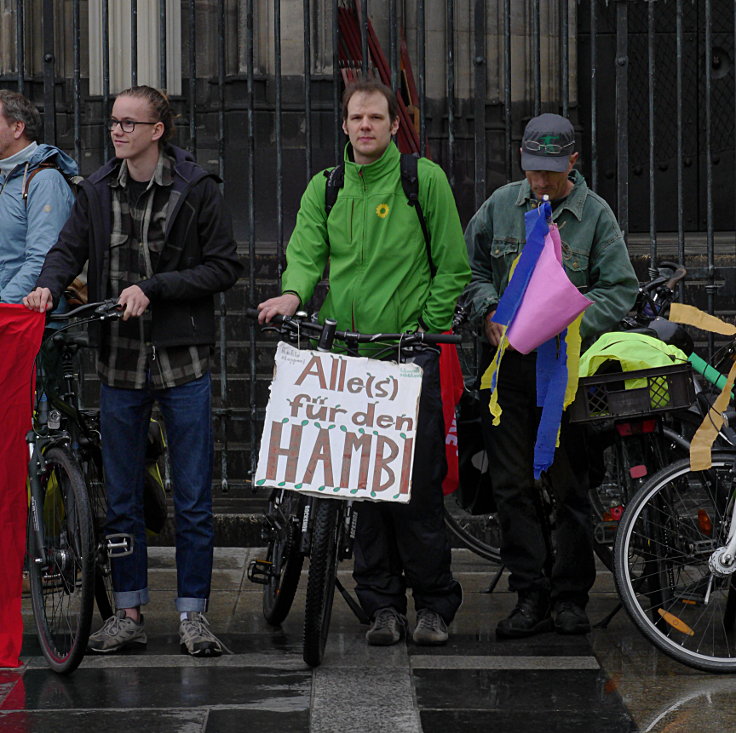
[48,299,123,322]
[247,308,462,346]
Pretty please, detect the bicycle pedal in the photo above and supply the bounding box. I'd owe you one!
[105,533,134,558]
[247,559,272,585]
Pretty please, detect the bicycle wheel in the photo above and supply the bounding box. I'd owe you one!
[592,426,686,571]
[445,388,502,563]
[262,489,305,626]
[82,447,114,622]
[28,446,95,674]
[303,498,341,668]
[614,452,736,673]
[443,493,502,563]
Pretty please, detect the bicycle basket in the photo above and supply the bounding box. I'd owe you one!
[568,363,694,423]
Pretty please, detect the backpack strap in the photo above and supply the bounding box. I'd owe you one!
[22,162,57,203]
[22,160,79,206]
[400,153,435,278]
[324,153,435,277]
[324,164,345,217]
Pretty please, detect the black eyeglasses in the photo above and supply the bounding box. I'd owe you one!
[107,118,159,133]
[524,140,575,154]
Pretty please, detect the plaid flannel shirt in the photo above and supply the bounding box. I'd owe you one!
[97,151,211,389]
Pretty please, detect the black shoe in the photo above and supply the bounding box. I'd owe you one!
[496,592,553,639]
[553,601,591,635]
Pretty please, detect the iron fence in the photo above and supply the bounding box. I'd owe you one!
[1,0,735,492]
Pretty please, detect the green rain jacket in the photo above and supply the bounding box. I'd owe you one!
[281,142,470,335]
[464,170,638,345]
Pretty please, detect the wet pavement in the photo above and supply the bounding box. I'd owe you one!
[3,547,736,732]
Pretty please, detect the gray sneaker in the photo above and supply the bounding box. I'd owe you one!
[179,612,225,657]
[365,607,407,646]
[412,609,448,646]
[88,610,147,653]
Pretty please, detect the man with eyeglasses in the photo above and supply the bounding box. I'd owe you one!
[25,85,242,657]
[463,113,637,639]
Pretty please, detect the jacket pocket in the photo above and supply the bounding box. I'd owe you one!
[490,238,521,289]
[108,232,129,282]
[561,242,590,287]
[489,238,521,260]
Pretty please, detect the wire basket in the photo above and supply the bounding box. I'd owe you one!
[568,363,694,423]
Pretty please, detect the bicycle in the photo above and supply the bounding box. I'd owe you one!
[247,310,461,667]
[26,299,168,673]
[613,321,736,672]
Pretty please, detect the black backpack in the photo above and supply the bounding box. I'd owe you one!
[324,152,436,277]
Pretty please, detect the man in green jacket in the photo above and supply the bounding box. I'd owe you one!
[464,113,638,639]
[259,80,469,646]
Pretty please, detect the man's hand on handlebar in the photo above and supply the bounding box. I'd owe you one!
[257,293,300,324]
[23,287,54,313]
[118,284,150,321]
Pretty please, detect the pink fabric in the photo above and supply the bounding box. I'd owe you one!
[439,340,464,496]
[0,306,45,668]
[505,224,592,354]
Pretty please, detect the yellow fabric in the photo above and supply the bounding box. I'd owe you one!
[670,303,736,337]
[690,358,736,470]
[480,311,584,431]
[481,329,509,425]
[564,313,585,408]
[665,303,736,470]
[579,332,688,381]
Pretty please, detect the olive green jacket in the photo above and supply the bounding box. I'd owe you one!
[464,170,638,344]
[282,143,470,334]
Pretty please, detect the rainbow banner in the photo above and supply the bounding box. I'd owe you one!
[482,202,590,477]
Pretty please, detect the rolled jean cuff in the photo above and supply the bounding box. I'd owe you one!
[114,588,150,609]
[176,597,208,613]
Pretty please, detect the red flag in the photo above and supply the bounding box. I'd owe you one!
[439,339,464,495]
[0,306,45,668]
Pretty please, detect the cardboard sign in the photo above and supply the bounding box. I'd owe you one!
[254,342,423,502]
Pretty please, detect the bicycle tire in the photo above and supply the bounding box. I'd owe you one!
[614,452,736,673]
[443,496,501,563]
[80,446,114,622]
[28,446,95,674]
[262,489,305,626]
[303,498,341,668]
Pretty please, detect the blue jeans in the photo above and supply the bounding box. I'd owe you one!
[100,373,214,612]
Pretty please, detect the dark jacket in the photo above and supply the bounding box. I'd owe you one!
[36,144,242,349]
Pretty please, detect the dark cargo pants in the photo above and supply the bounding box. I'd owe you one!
[480,350,596,606]
[352,349,463,623]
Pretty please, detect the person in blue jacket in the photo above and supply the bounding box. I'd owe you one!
[0,90,77,304]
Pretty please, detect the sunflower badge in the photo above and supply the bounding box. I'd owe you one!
[375,203,390,219]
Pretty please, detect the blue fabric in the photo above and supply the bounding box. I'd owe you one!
[492,200,551,327]
[534,333,570,478]
[100,373,214,612]
[0,145,78,303]
[489,198,569,478]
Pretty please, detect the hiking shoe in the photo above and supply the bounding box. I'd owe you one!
[413,609,449,646]
[496,591,553,639]
[88,610,147,653]
[365,608,407,646]
[179,612,225,657]
[553,601,591,635]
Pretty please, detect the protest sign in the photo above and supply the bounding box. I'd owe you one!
[254,342,423,502]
